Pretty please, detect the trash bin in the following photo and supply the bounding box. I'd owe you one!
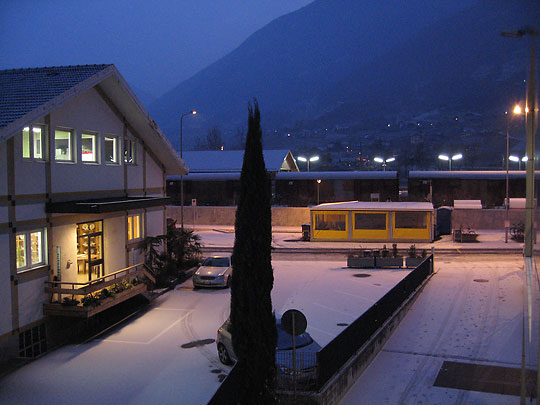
[301,223,311,241]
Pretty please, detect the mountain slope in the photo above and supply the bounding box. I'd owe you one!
[150,0,539,147]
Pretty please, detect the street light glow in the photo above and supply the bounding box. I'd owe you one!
[509,155,520,162]
[309,156,320,162]
[438,154,449,161]
[513,105,522,114]
[374,157,384,163]
[386,157,396,163]
[451,154,463,161]
[297,156,307,162]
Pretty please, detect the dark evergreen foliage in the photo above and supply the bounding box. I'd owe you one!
[231,100,277,404]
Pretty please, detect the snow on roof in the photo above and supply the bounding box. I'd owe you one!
[168,170,398,182]
[181,150,294,173]
[311,201,434,211]
[409,170,539,180]
[276,171,398,180]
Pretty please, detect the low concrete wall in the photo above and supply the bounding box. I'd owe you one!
[166,206,310,227]
[452,209,540,230]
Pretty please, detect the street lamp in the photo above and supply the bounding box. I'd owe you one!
[502,27,538,258]
[505,105,524,242]
[180,110,197,229]
[297,155,319,172]
[509,155,528,170]
[438,153,462,170]
[316,179,322,205]
[374,156,395,171]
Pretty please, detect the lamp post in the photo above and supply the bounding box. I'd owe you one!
[316,179,321,205]
[297,155,319,172]
[510,155,528,170]
[505,105,524,242]
[438,153,462,170]
[374,156,395,171]
[180,110,197,229]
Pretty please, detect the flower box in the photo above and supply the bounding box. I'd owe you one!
[405,257,425,268]
[376,257,403,268]
[347,256,375,268]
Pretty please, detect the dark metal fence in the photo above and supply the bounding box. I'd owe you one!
[276,351,318,391]
[316,255,434,388]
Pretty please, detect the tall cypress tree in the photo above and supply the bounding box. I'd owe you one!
[231,100,277,404]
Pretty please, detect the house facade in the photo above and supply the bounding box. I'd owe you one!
[0,65,186,361]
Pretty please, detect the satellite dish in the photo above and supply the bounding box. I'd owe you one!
[281,309,307,336]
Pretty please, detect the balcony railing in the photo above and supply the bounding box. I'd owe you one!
[43,263,156,318]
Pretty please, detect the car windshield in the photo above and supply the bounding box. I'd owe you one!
[276,324,313,350]
[203,257,230,267]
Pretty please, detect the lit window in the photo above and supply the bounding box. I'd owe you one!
[124,139,136,164]
[104,135,119,164]
[55,129,73,161]
[81,133,98,163]
[22,126,45,160]
[16,229,47,272]
[127,214,142,241]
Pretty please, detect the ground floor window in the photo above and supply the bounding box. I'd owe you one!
[16,229,47,272]
[127,214,143,240]
[19,323,47,358]
[354,212,387,230]
[314,213,346,231]
[77,220,103,280]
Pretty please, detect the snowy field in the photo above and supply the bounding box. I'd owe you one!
[341,254,535,405]
[0,259,410,405]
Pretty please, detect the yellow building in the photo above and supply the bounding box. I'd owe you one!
[310,201,434,242]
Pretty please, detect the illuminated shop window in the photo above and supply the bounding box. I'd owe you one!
[105,135,119,164]
[16,229,47,272]
[81,133,98,163]
[127,214,142,240]
[55,129,73,161]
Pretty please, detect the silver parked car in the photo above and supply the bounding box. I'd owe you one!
[216,317,321,387]
[192,256,232,289]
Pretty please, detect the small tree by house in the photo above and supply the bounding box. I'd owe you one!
[231,100,277,404]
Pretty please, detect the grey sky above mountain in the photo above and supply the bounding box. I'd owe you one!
[0,0,313,102]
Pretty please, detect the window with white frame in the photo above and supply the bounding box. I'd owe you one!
[127,214,143,241]
[54,129,74,161]
[104,135,119,164]
[81,132,98,163]
[22,125,45,160]
[124,138,136,164]
[16,229,47,272]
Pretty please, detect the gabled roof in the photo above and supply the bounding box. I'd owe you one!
[180,149,297,173]
[0,64,187,175]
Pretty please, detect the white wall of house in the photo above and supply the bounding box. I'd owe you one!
[17,277,47,328]
[52,223,78,285]
[0,234,12,336]
[146,208,165,238]
[104,215,127,273]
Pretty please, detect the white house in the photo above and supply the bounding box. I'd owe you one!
[0,65,187,361]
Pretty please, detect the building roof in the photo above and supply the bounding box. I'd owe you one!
[168,170,398,182]
[311,201,433,211]
[0,64,187,175]
[409,170,540,180]
[180,150,297,173]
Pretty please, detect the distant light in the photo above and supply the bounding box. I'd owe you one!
[387,124,391,127]
[23,127,29,131]
[220,145,224,151]
[191,110,197,115]
[32,127,41,133]
[316,179,322,184]
[386,157,396,163]
[455,117,459,121]
[438,154,450,161]
[522,156,528,162]
[309,156,320,162]
[451,154,463,161]
[509,155,520,162]
[374,157,384,163]
[513,105,522,114]
[297,156,307,162]
[287,133,291,137]
[525,106,529,113]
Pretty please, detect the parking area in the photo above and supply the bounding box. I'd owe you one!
[0,259,410,404]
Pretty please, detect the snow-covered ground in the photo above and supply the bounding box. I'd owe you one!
[0,259,410,404]
[341,254,536,404]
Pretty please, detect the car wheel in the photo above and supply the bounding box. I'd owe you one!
[218,343,233,365]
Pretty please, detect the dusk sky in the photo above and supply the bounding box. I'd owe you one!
[0,0,313,102]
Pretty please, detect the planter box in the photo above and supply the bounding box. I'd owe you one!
[376,257,403,268]
[44,284,147,318]
[347,256,375,268]
[405,257,425,268]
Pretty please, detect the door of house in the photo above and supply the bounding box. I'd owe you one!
[77,220,104,281]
